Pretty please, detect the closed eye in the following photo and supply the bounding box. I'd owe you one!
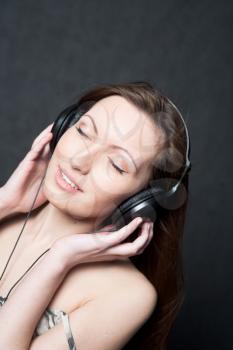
[108,157,126,175]
[75,126,89,139]
[75,126,126,175]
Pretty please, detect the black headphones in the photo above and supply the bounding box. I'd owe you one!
[49,98,192,230]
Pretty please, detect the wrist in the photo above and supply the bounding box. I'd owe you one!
[0,187,20,221]
[47,241,73,276]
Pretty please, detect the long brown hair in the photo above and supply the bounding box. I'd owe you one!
[70,81,190,349]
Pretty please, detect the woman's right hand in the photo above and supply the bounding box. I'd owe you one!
[52,217,154,272]
[0,123,54,214]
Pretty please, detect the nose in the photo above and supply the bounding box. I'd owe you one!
[70,143,101,174]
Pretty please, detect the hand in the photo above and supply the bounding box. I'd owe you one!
[52,217,154,271]
[0,123,54,214]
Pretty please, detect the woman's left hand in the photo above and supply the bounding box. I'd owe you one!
[0,123,54,214]
[51,217,154,272]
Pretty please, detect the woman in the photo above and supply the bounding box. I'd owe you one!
[0,81,190,349]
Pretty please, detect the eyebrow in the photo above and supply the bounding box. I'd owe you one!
[83,114,138,171]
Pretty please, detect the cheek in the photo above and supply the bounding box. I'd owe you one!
[94,166,126,200]
[89,170,136,218]
[65,190,99,218]
[89,156,133,197]
[55,130,77,166]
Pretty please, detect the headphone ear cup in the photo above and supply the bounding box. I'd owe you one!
[101,187,163,231]
[100,180,184,231]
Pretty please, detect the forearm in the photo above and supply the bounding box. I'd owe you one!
[0,187,19,222]
[0,248,68,350]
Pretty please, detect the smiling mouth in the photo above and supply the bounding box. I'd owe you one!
[55,166,83,193]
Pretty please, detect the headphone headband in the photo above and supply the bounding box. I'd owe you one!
[154,96,191,198]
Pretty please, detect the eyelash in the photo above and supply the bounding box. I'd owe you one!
[75,126,126,175]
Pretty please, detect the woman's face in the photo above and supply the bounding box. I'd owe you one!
[43,95,163,225]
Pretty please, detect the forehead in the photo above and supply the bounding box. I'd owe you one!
[83,95,163,167]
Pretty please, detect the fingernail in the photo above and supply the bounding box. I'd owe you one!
[137,217,143,224]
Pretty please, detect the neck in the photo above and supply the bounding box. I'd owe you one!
[24,202,105,246]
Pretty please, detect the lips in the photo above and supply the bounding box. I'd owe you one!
[58,165,83,192]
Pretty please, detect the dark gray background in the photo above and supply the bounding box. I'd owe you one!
[0,1,232,349]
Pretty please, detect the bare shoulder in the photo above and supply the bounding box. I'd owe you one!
[31,260,158,349]
[70,258,158,315]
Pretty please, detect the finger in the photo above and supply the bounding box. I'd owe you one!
[144,223,154,245]
[39,141,53,161]
[31,123,54,147]
[136,222,151,254]
[104,221,151,256]
[95,217,143,247]
[137,223,153,254]
[41,122,54,133]
[26,133,53,161]
[31,132,53,152]
[32,129,53,148]
[127,221,151,254]
[96,224,117,232]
